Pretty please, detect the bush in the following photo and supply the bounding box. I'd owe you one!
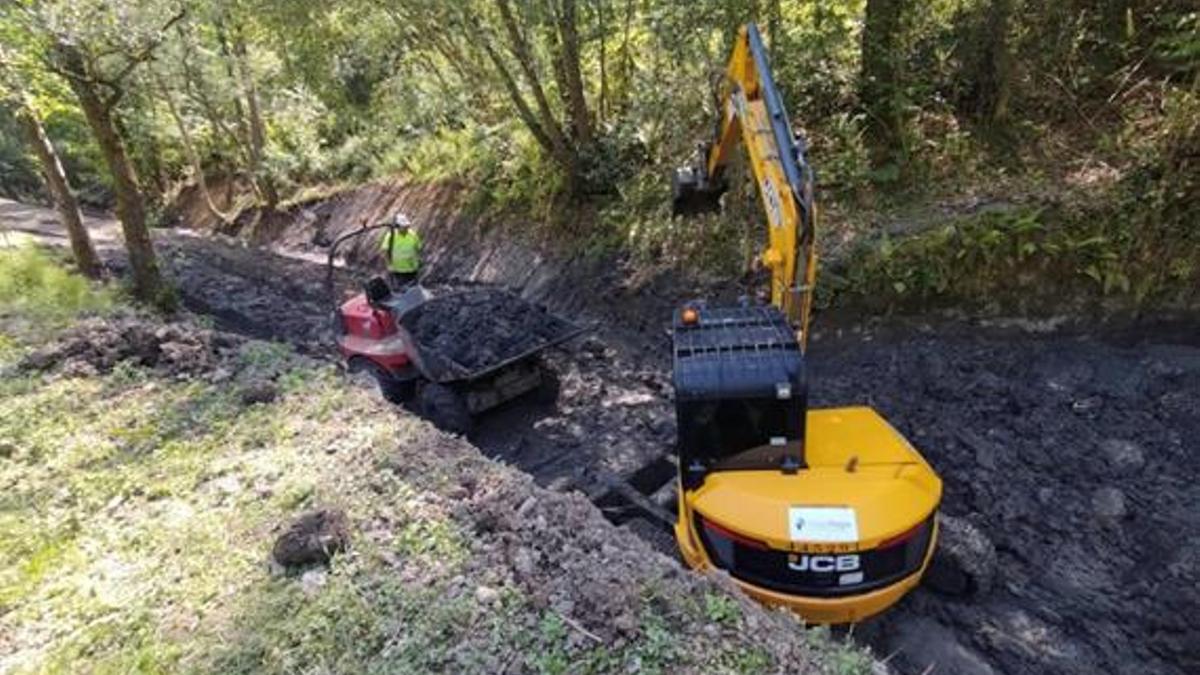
[0,245,115,322]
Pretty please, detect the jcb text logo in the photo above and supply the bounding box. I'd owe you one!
[788,554,861,573]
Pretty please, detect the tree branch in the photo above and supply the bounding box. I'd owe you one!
[100,7,188,107]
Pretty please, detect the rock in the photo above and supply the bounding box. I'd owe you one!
[612,612,638,635]
[580,336,607,357]
[60,360,99,378]
[300,568,328,595]
[924,514,997,596]
[239,379,279,405]
[959,429,998,471]
[1071,396,1103,413]
[474,585,501,605]
[886,617,999,675]
[18,349,58,371]
[1092,487,1127,524]
[1099,439,1145,474]
[516,496,538,520]
[272,508,351,568]
[512,547,537,578]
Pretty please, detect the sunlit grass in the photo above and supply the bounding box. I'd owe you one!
[0,245,115,324]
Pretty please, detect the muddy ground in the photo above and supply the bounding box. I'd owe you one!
[811,321,1200,675]
[4,196,1197,675]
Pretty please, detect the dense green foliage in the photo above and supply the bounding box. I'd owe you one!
[0,0,1197,312]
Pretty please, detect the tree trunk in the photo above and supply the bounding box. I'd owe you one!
[16,103,101,278]
[154,68,232,225]
[957,0,1014,127]
[479,37,576,179]
[56,44,163,301]
[985,0,1014,125]
[178,21,248,177]
[556,0,592,144]
[494,0,573,159]
[215,19,261,198]
[860,0,907,170]
[231,27,278,210]
[596,0,608,123]
[768,0,782,50]
[616,0,636,112]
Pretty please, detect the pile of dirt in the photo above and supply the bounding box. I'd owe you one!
[403,289,576,375]
[347,404,870,673]
[271,508,351,569]
[17,314,245,378]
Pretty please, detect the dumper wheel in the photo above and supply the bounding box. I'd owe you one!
[377,375,415,405]
[419,383,472,435]
[354,359,413,404]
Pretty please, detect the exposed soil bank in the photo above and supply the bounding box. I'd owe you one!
[176,179,739,365]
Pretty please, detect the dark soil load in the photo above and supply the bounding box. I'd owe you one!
[402,289,578,379]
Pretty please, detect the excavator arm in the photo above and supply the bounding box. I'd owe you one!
[672,23,818,349]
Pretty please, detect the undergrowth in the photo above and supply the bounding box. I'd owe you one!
[0,245,115,324]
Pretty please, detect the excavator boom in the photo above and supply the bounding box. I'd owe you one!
[672,23,817,346]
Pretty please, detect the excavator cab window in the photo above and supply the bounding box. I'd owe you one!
[677,397,801,488]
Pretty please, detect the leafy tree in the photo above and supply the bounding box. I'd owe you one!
[0,45,102,278]
[8,0,187,302]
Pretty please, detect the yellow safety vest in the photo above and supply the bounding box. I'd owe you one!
[381,230,421,273]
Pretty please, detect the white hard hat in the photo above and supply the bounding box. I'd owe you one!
[393,213,411,227]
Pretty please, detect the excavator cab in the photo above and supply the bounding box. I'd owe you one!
[674,305,806,491]
[669,23,942,624]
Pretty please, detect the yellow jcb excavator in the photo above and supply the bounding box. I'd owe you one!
[670,23,943,624]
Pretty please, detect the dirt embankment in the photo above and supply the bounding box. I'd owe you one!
[171,179,736,366]
[4,311,868,673]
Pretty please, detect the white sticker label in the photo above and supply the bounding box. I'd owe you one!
[788,507,859,543]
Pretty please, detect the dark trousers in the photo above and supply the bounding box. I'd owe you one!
[389,270,418,290]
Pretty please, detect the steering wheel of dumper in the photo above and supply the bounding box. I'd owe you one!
[325,219,400,315]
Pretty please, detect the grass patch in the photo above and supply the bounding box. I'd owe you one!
[0,245,115,325]
[0,333,475,672]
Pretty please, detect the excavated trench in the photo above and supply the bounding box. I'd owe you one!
[87,224,1200,675]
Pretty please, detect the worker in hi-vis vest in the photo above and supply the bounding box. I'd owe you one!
[380,213,422,289]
